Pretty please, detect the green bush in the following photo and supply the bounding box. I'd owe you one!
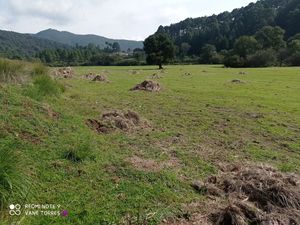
[224,54,245,68]
[246,49,277,67]
[24,75,65,101]
[286,52,300,66]
[0,58,24,82]
[0,144,29,209]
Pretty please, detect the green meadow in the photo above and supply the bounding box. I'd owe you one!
[1,65,300,224]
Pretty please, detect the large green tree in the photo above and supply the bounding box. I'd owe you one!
[144,34,175,69]
[255,26,286,50]
[234,36,260,58]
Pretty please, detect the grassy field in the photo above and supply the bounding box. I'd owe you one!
[1,65,300,224]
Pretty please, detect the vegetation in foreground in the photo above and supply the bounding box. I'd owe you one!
[0,61,300,224]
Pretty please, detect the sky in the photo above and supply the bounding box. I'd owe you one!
[0,0,255,41]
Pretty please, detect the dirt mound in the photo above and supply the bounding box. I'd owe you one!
[84,72,95,79]
[84,73,108,82]
[92,75,107,82]
[86,110,150,134]
[128,70,140,75]
[183,72,192,76]
[231,79,245,84]
[192,165,300,225]
[130,80,161,92]
[55,67,74,78]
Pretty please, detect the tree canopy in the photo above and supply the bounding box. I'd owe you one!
[144,33,175,69]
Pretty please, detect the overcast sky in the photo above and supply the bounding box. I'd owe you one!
[0,0,255,40]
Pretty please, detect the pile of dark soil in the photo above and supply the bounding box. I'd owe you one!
[86,110,150,134]
[92,75,107,82]
[55,67,74,78]
[130,80,161,92]
[231,79,245,84]
[192,165,300,225]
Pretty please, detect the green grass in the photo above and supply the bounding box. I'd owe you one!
[0,65,300,224]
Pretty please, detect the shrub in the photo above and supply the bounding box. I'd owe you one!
[286,52,300,66]
[0,58,24,82]
[246,49,277,67]
[24,75,65,101]
[224,54,245,68]
[0,144,29,209]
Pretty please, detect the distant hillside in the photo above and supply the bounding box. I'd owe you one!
[155,0,300,54]
[0,29,69,59]
[34,29,143,51]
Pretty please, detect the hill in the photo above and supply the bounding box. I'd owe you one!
[0,29,69,59]
[34,29,144,51]
[155,0,300,54]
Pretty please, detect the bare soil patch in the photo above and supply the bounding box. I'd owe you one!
[19,131,41,145]
[130,80,161,92]
[86,110,150,134]
[126,155,181,172]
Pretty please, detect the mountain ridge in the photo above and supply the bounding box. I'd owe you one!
[34,29,143,51]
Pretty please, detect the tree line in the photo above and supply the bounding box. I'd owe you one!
[36,43,146,67]
[143,25,300,68]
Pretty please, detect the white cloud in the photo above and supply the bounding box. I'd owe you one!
[0,0,255,40]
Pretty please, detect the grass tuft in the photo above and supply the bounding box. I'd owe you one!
[0,58,24,83]
[31,63,49,76]
[24,74,65,101]
[0,143,30,210]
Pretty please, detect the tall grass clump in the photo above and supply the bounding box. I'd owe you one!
[0,58,24,83]
[31,63,49,76]
[24,74,65,101]
[0,145,30,210]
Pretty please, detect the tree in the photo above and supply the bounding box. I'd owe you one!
[112,42,121,53]
[180,42,191,58]
[234,36,259,58]
[144,33,175,69]
[255,26,286,50]
[200,44,218,64]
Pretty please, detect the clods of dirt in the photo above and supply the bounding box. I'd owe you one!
[192,165,300,225]
[86,110,150,134]
[55,67,74,78]
[130,80,161,92]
